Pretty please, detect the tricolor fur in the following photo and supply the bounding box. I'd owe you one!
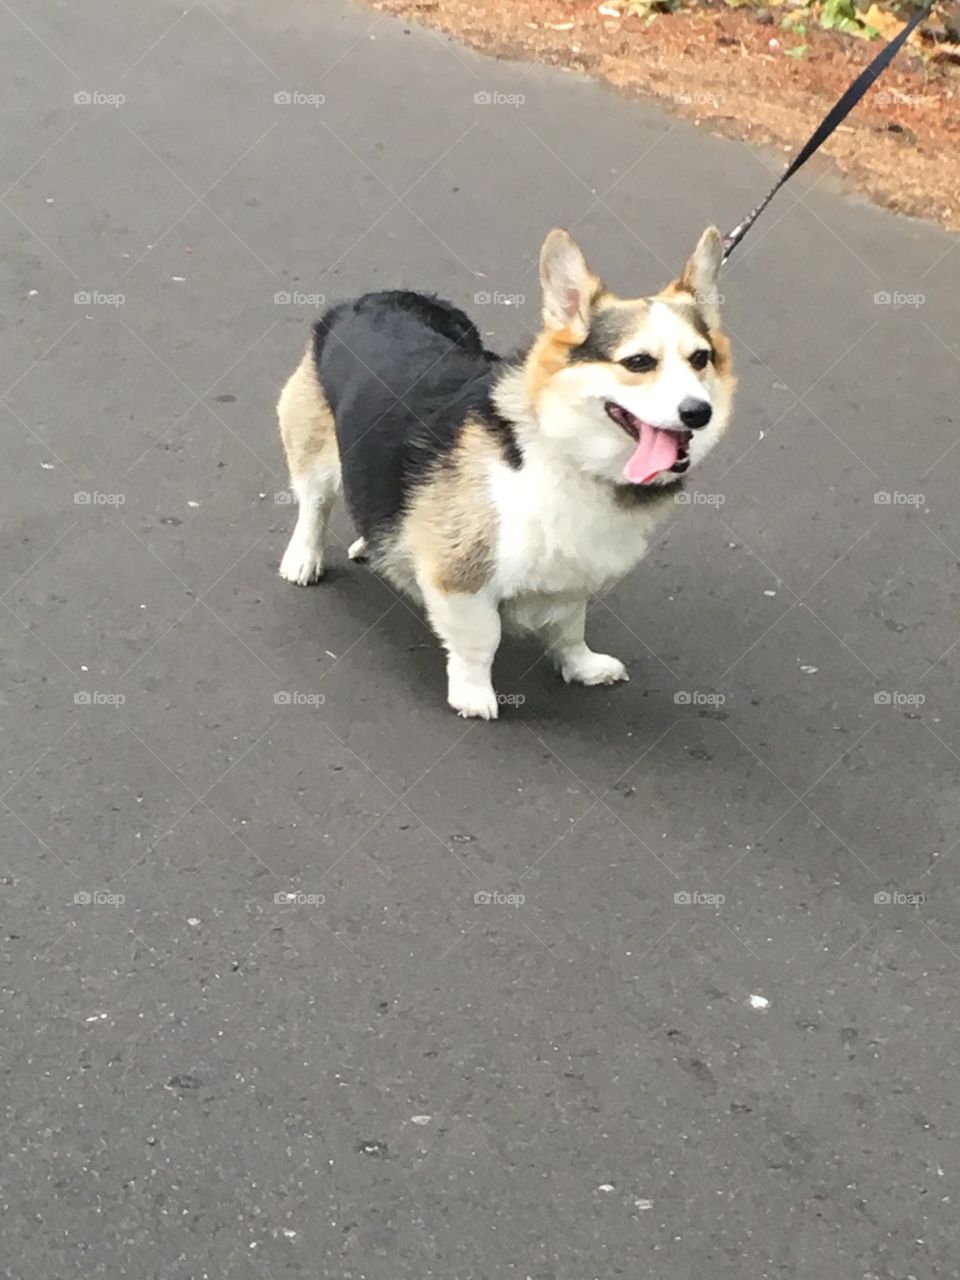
[277,228,735,718]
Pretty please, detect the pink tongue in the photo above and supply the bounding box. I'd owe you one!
[623,421,680,485]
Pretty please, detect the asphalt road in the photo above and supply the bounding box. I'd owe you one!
[3,2,959,1276]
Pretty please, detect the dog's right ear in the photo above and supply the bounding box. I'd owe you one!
[539,230,599,344]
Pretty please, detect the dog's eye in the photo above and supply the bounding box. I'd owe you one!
[689,349,712,371]
[621,353,658,374]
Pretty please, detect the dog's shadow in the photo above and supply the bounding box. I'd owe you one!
[306,555,688,756]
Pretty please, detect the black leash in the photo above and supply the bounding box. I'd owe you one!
[722,2,933,262]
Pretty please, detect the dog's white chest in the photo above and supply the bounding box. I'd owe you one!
[490,458,663,598]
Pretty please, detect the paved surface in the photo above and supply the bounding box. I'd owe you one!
[2,2,960,1276]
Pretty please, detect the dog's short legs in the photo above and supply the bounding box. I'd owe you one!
[539,598,629,687]
[347,537,368,562]
[422,584,501,719]
[279,461,339,585]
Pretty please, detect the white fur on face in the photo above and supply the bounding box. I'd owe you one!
[536,302,729,486]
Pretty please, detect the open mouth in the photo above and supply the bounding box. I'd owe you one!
[604,401,693,485]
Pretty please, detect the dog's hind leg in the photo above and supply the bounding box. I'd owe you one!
[277,350,340,586]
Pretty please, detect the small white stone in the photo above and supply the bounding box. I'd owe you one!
[748,994,770,1010]
[411,1115,431,1125]
[800,665,818,675]
[597,1183,615,1192]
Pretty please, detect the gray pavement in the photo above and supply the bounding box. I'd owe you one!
[2,1,960,1276]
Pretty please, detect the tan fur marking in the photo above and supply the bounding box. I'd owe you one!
[277,346,338,478]
[525,332,575,405]
[710,330,733,378]
[406,420,499,594]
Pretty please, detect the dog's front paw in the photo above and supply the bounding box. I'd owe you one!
[279,540,324,586]
[561,651,629,687]
[448,679,500,720]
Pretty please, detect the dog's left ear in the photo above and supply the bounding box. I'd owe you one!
[678,226,724,330]
[539,229,600,344]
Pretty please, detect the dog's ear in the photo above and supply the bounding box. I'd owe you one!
[539,230,599,343]
[678,226,724,329]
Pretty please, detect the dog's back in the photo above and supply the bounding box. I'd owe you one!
[315,291,500,543]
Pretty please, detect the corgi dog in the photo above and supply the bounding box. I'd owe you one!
[276,227,734,718]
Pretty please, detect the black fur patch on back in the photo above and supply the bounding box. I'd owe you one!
[313,292,520,544]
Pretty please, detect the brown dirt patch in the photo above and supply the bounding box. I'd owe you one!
[369,0,960,232]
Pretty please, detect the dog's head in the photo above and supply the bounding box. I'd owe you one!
[526,227,735,487]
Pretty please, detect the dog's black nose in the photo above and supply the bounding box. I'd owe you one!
[678,397,712,430]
